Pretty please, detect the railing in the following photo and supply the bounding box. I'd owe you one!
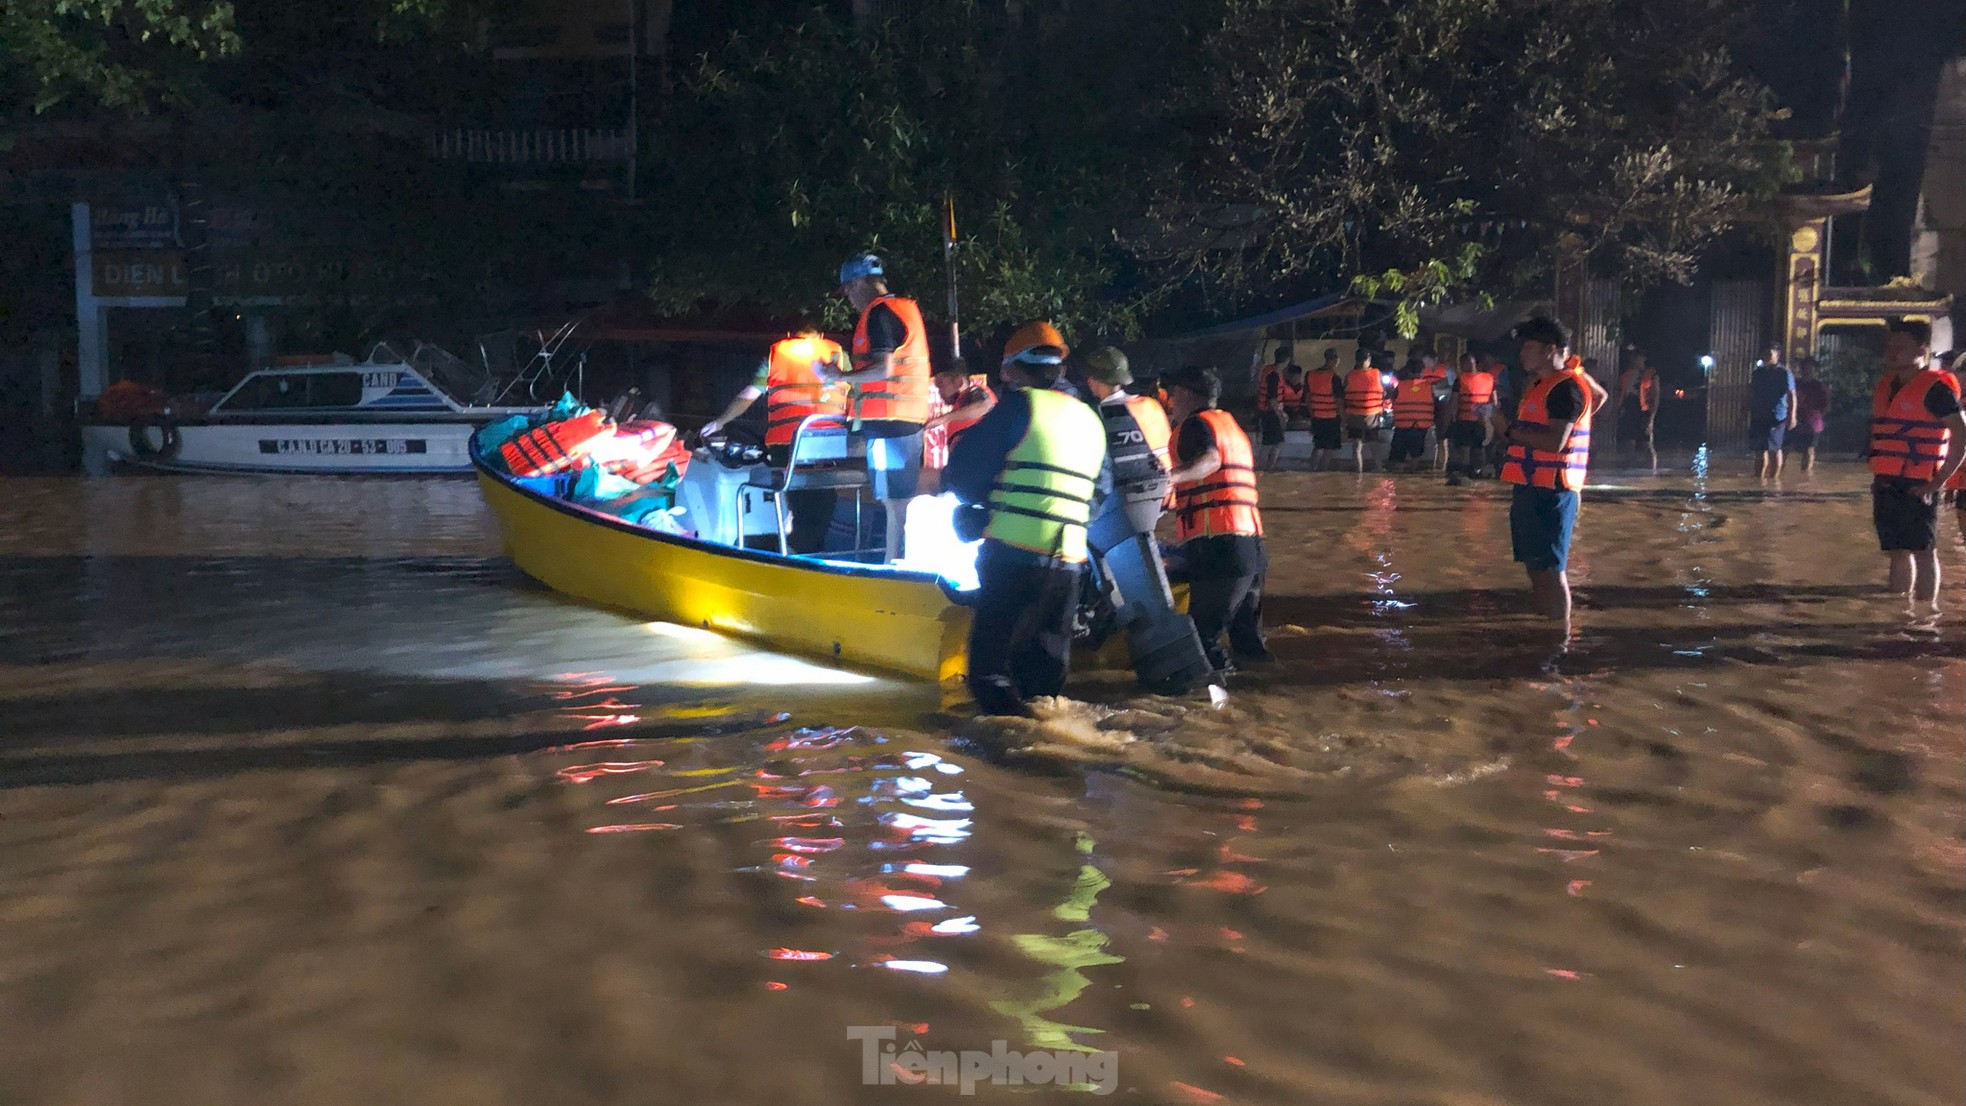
[429,128,631,165]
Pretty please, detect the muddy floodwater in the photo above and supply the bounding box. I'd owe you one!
[1,456,1960,1106]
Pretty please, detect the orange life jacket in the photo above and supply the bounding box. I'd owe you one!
[1393,378,1436,429]
[501,409,610,477]
[1344,369,1386,420]
[764,336,848,448]
[1620,368,1660,413]
[1173,409,1263,543]
[849,295,932,425]
[1302,368,1341,419]
[1501,368,1593,490]
[1946,371,1965,491]
[598,420,690,483]
[1421,364,1450,388]
[944,382,995,442]
[1870,369,1959,483]
[1256,365,1302,414]
[1456,370,1496,420]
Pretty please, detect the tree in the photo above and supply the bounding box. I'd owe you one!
[1142,0,1792,330]
[639,2,1167,344]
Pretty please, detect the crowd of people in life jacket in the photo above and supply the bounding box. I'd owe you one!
[695,251,1966,713]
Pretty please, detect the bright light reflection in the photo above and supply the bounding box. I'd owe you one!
[880,894,950,912]
[890,493,982,591]
[881,960,949,974]
[931,917,980,935]
[901,863,970,877]
[902,793,975,813]
[883,813,974,843]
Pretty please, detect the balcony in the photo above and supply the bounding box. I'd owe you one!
[429,127,631,165]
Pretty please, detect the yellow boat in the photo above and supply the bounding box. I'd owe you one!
[473,447,975,685]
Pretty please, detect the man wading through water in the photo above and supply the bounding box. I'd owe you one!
[1867,318,1966,617]
[943,329,1111,716]
[1494,318,1609,637]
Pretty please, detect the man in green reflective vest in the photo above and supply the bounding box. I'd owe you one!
[943,328,1112,716]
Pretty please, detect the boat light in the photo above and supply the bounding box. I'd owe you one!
[893,493,982,592]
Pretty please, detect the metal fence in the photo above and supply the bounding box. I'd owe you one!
[1706,278,1770,449]
[429,128,631,164]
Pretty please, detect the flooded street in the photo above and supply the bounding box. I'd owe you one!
[1,459,1960,1106]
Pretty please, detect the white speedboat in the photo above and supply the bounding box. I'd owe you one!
[82,342,549,476]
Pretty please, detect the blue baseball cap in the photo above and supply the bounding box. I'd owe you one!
[838,252,884,287]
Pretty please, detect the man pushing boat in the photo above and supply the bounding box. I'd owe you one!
[942,325,1111,716]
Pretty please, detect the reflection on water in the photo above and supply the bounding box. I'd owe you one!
[0,461,1961,1106]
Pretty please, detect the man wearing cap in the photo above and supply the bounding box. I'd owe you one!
[1162,366,1271,677]
[943,326,1112,716]
[819,252,933,562]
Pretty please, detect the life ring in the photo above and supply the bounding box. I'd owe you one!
[127,417,182,462]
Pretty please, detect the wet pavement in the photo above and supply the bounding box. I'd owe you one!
[0,456,1959,1105]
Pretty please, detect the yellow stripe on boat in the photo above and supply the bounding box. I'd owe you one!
[474,461,973,684]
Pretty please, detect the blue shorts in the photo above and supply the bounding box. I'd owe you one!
[1751,418,1786,453]
[866,431,923,501]
[1510,484,1579,572]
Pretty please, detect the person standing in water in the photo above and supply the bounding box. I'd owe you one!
[1493,318,1609,636]
[1343,348,1391,473]
[1749,344,1797,480]
[942,333,1110,715]
[1789,357,1830,474]
[1867,319,1966,616]
[1446,351,1495,484]
[1162,366,1271,677]
[1616,349,1661,471]
[1301,348,1346,471]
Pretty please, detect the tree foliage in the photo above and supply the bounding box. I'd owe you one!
[1149,0,1792,328]
[642,2,1166,343]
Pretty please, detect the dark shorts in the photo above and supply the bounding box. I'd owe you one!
[1786,426,1818,450]
[1510,484,1580,573]
[1617,403,1654,444]
[1388,427,1430,462]
[1750,418,1786,453]
[1258,410,1287,446]
[1344,415,1388,441]
[865,431,923,501]
[1873,478,1939,552]
[1310,418,1342,450]
[1449,420,1488,450]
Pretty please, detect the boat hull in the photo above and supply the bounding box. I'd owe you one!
[83,420,489,475]
[474,459,973,684]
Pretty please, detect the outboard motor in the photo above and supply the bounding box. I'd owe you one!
[1086,405,1213,695]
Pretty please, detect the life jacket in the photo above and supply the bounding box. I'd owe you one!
[1500,368,1593,490]
[501,409,610,477]
[849,295,932,425]
[1173,409,1263,543]
[1393,378,1436,429]
[1256,365,1302,414]
[598,420,690,483]
[1456,370,1497,420]
[1620,368,1659,412]
[1302,368,1341,419]
[1421,364,1451,390]
[945,382,995,443]
[984,387,1108,564]
[1102,393,1170,492]
[1946,371,1965,491]
[1869,369,1960,483]
[764,336,848,448]
[1344,368,1386,420]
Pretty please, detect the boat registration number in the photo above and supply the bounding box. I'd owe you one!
[258,439,429,456]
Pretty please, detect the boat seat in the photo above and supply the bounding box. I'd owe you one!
[739,414,872,556]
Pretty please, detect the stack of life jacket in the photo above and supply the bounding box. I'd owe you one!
[500,409,612,477]
[595,420,692,484]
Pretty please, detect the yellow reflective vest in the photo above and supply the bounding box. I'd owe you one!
[985,388,1107,564]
